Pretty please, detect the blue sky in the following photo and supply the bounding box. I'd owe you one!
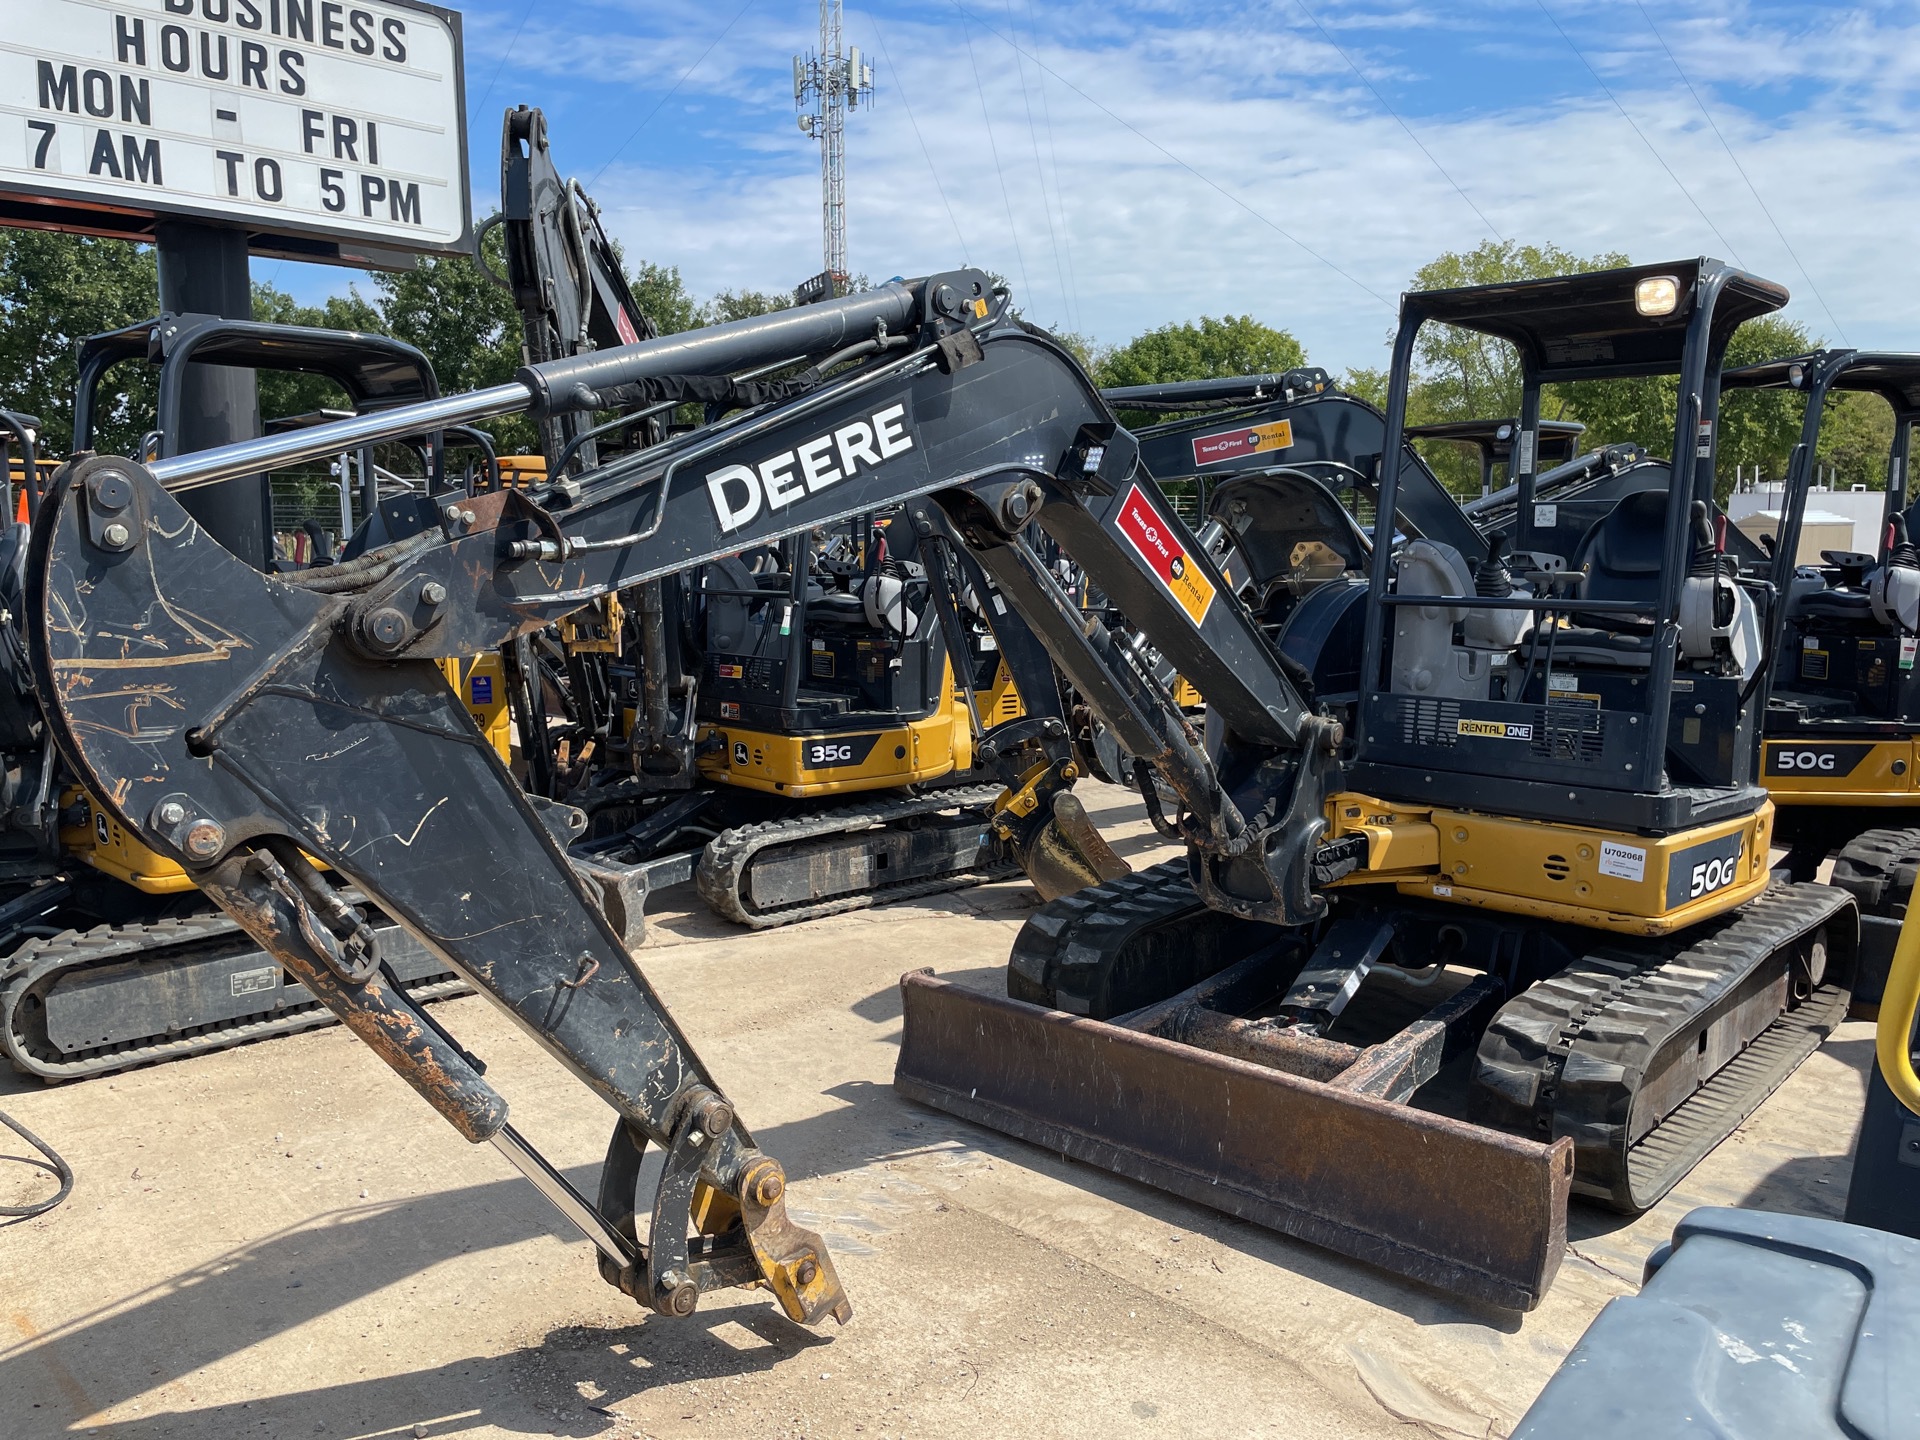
[275,0,1920,370]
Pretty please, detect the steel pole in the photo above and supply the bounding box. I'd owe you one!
[154,222,270,566]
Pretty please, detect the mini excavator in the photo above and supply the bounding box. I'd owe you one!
[22,259,1852,1328]
[1714,353,1920,998]
[489,108,1113,927]
[890,259,1858,1311]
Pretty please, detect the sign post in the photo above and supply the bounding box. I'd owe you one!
[0,0,471,564]
[154,221,266,561]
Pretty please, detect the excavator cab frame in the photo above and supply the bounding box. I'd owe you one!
[1405,416,1584,498]
[1356,259,1784,838]
[1719,351,1920,1005]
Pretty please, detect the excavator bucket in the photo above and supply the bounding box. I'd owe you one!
[1019,791,1133,901]
[995,780,1134,902]
[894,969,1576,1311]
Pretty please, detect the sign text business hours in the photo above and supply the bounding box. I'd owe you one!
[1,0,468,252]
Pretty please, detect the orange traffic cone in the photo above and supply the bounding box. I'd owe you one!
[13,487,26,525]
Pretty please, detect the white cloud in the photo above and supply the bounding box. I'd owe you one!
[572,1,1920,369]
[286,1,1920,376]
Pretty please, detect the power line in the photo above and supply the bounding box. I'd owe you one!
[959,15,1033,303]
[1631,1,1848,344]
[946,0,1392,310]
[587,0,759,189]
[472,0,538,122]
[868,14,971,264]
[1286,0,1504,243]
[1004,0,1077,332]
[1534,1,1746,268]
[1025,0,1085,337]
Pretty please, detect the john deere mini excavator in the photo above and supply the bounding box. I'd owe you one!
[1713,353,1920,995]
[891,259,1859,1311]
[488,108,1106,929]
[19,258,1853,1330]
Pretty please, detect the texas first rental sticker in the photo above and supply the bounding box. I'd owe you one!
[1115,484,1215,626]
[1191,418,1292,468]
[0,0,469,254]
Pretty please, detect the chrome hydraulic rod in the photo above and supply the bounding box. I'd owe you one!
[146,279,926,493]
[150,384,531,492]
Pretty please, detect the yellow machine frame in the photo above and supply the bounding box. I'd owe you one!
[1323,793,1774,936]
[693,656,1029,801]
[1760,737,1920,807]
[696,658,982,800]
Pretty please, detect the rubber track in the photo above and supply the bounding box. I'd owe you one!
[1831,825,1920,920]
[1007,859,1203,1009]
[1,912,465,1082]
[1476,882,1853,1212]
[695,783,1014,929]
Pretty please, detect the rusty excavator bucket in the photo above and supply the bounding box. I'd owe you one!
[991,761,1134,902]
[894,953,1576,1311]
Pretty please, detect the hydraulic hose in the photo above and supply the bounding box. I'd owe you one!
[0,1108,73,1218]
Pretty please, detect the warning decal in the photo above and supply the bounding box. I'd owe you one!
[1115,484,1216,625]
[1191,419,1294,468]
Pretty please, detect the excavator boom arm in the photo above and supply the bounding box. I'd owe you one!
[30,273,1316,1330]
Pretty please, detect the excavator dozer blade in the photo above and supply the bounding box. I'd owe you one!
[1013,791,1134,902]
[894,970,1575,1311]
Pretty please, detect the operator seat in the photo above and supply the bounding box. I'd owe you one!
[1573,490,1667,627]
[1548,490,1669,666]
[808,588,870,627]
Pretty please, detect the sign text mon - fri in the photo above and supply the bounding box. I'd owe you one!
[2,0,468,254]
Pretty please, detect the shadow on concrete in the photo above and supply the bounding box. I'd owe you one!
[45,1301,827,1440]
[0,1155,835,1439]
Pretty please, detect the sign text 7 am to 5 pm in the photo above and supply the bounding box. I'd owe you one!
[0,0,469,255]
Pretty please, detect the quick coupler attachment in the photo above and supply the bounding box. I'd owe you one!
[591,1093,854,1327]
[992,757,1132,901]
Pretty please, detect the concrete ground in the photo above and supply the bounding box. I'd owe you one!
[0,782,1872,1440]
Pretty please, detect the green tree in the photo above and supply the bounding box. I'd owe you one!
[1405,240,1628,427]
[0,230,158,456]
[1813,391,1898,492]
[700,287,792,325]
[629,259,702,335]
[371,228,534,453]
[1093,315,1305,389]
[1341,366,1389,411]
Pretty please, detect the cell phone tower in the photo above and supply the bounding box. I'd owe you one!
[793,0,874,299]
